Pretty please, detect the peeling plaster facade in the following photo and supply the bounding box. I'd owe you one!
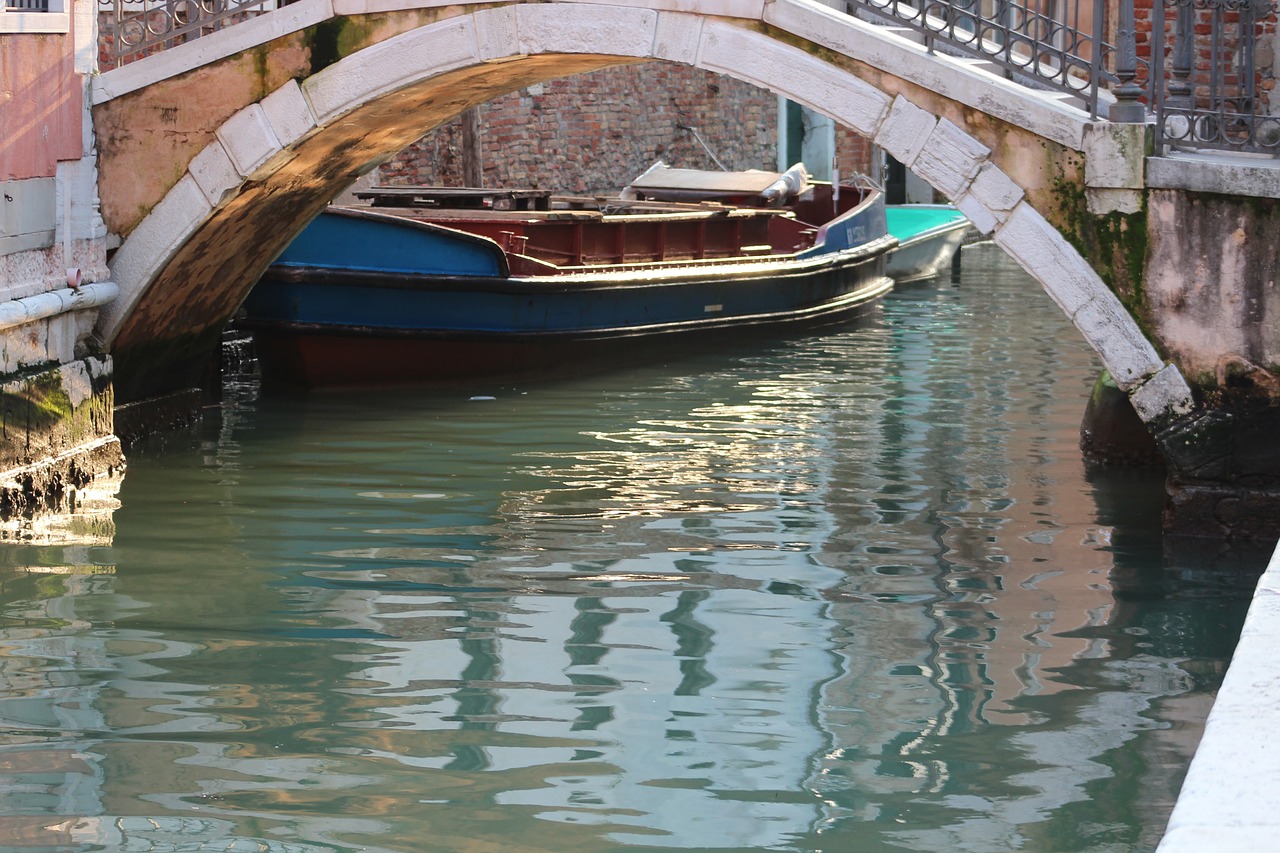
[0,0,122,522]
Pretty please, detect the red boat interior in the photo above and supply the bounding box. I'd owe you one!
[350,180,871,274]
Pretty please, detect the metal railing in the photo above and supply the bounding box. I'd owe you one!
[6,0,52,9]
[1151,0,1280,154]
[96,0,1279,155]
[97,0,276,70]
[845,0,1150,120]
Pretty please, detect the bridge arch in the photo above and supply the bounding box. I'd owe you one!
[91,0,1191,419]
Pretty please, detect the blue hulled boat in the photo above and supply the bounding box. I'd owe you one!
[241,164,897,387]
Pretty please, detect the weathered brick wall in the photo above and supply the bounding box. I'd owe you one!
[379,63,874,193]
[1134,0,1277,121]
[835,126,875,182]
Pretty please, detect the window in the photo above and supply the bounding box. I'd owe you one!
[1,0,70,34]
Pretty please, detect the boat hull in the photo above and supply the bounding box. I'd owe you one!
[884,205,972,283]
[243,250,892,387]
[241,186,896,388]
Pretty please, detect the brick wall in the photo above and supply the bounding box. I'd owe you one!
[1135,0,1277,121]
[379,63,875,193]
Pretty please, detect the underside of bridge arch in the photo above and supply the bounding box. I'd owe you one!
[92,1,1188,431]
[99,53,629,401]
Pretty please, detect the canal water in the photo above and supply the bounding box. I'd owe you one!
[0,245,1260,852]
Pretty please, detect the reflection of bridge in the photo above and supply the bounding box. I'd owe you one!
[2,0,1280,536]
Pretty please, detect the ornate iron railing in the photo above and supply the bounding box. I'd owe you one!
[1151,0,1280,154]
[98,0,1280,157]
[845,0,1150,121]
[97,0,276,70]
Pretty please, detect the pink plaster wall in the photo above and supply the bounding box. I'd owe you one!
[0,25,84,181]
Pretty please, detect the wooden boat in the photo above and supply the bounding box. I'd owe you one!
[884,204,973,282]
[240,164,897,387]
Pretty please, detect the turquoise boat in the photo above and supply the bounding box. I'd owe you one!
[884,204,973,282]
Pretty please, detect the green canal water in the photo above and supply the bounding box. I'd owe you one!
[0,245,1261,852]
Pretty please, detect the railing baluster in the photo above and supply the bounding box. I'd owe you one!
[1111,0,1148,121]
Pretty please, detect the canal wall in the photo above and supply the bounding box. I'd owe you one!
[1157,537,1280,850]
[1139,154,1280,540]
[0,0,124,530]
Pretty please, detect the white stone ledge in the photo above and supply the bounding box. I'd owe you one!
[1147,151,1280,200]
[1157,540,1280,851]
[0,10,70,34]
[92,0,335,104]
[764,0,1089,151]
[0,283,119,334]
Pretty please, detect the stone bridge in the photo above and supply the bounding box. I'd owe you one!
[73,0,1280,536]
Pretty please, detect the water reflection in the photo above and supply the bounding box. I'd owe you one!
[0,246,1258,852]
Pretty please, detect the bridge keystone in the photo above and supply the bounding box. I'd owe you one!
[653,12,704,65]
[474,7,520,62]
[514,5,657,56]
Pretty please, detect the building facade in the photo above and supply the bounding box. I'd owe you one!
[0,0,121,526]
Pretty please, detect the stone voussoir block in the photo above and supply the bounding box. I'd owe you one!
[1127,363,1195,421]
[1071,293,1164,388]
[216,104,284,179]
[303,17,479,123]
[953,194,997,235]
[653,12,703,64]
[873,96,937,169]
[260,80,318,149]
[474,6,519,61]
[515,5,659,57]
[966,162,1023,220]
[911,118,990,200]
[187,140,244,209]
[100,175,212,345]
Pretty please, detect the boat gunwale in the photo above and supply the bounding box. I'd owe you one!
[891,217,971,251]
[267,234,899,291]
